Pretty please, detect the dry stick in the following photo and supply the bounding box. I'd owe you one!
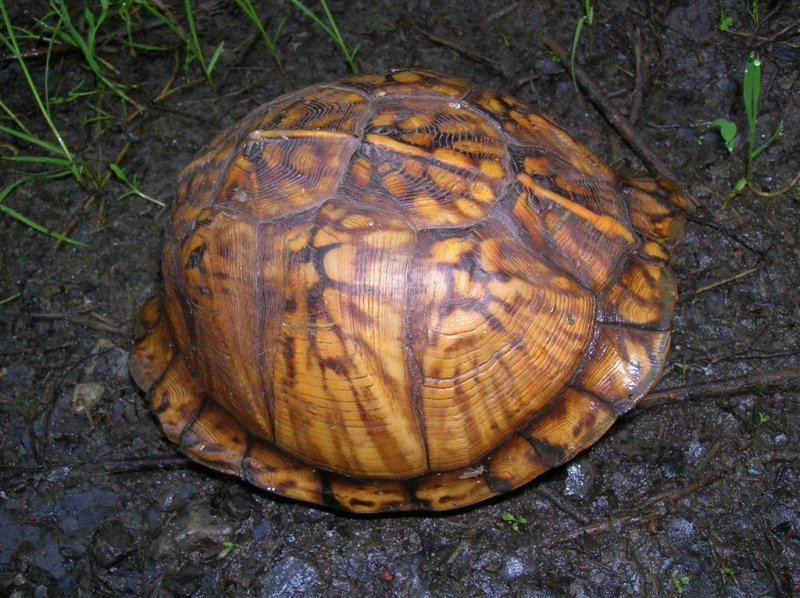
[628,26,644,126]
[639,367,800,410]
[538,475,719,547]
[421,30,510,76]
[680,266,760,300]
[542,35,681,188]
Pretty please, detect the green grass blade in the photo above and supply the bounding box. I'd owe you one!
[0,175,88,246]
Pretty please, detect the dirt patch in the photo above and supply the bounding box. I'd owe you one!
[1,1,798,596]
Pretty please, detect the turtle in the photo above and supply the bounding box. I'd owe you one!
[129,69,686,513]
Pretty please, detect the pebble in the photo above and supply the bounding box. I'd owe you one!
[70,383,105,415]
[150,505,234,560]
[92,520,135,567]
[258,554,322,597]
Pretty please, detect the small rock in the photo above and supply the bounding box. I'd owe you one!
[259,554,322,597]
[71,383,105,415]
[150,505,234,560]
[564,460,594,499]
[92,520,135,568]
[162,564,204,597]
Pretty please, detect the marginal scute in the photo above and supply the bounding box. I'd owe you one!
[523,387,617,459]
[149,356,203,443]
[601,254,677,329]
[621,175,686,245]
[243,442,324,504]
[128,295,172,391]
[130,70,685,512]
[327,478,413,514]
[180,401,247,476]
[414,470,497,511]
[575,325,672,411]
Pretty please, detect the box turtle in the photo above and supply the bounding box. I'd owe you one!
[130,70,686,513]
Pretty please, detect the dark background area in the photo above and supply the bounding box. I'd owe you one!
[1,1,798,596]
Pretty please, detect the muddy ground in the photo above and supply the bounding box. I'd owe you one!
[1,0,799,596]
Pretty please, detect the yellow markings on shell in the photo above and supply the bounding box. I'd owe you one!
[479,159,506,179]
[432,84,463,96]
[640,240,668,261]
[451,139,505,157]
[392,71,423,83]
[351,157,372,187]
[428,165,467,194]
[248,129,360,141]
[323,242,359,285]
[455,198,485,219]
[365,133,431,159]
[403,132,436,147]
[517,173,635,245]
[431,147,476,170]
[400,113,435,129]
[469,180,495,203]
[382,171,409,196]
[370,111,398,127]
[522,156,552,175]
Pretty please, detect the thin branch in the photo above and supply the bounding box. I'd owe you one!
[640,367,800,409]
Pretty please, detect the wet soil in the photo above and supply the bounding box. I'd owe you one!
[1,1,799,596]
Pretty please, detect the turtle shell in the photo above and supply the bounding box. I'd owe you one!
[130,70,686,513]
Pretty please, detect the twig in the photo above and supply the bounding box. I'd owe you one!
[538,475,719,546]
[628,27,644,126]
[421,30,509,75]
[681,266,760,299]
[639,367,800,410]
[542,35,683,190]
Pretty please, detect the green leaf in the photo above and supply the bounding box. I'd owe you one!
[711,118,737,153]
[743,52,760,138]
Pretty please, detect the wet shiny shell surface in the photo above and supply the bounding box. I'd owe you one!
[129,70,686,513]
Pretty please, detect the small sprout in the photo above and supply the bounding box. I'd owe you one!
[110,163,164,207]
[722,566,736,579]
[722,51,798,206]
[671,575,690,595]
[711,118,737,153]
[218,539,247,559]
[501,512,527,532]
[677,363,690,377]
[719,10,733,31]
[748,0,759,24]
[569,0,594,93]
[493,22,510,48]
[757,411,770,425]
[0,291,23,306]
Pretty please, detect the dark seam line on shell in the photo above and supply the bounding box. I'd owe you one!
[564,316,604,397]
[142,325,178,401]
[484,465,515,495]
[596,318,672,332]
[402,235,430,473]
[316,470,344,510]
[633,248,670,263]
[239,431,257,485]
[176,393,213,453]
[568,380,636,415]
[255,221,277,442]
